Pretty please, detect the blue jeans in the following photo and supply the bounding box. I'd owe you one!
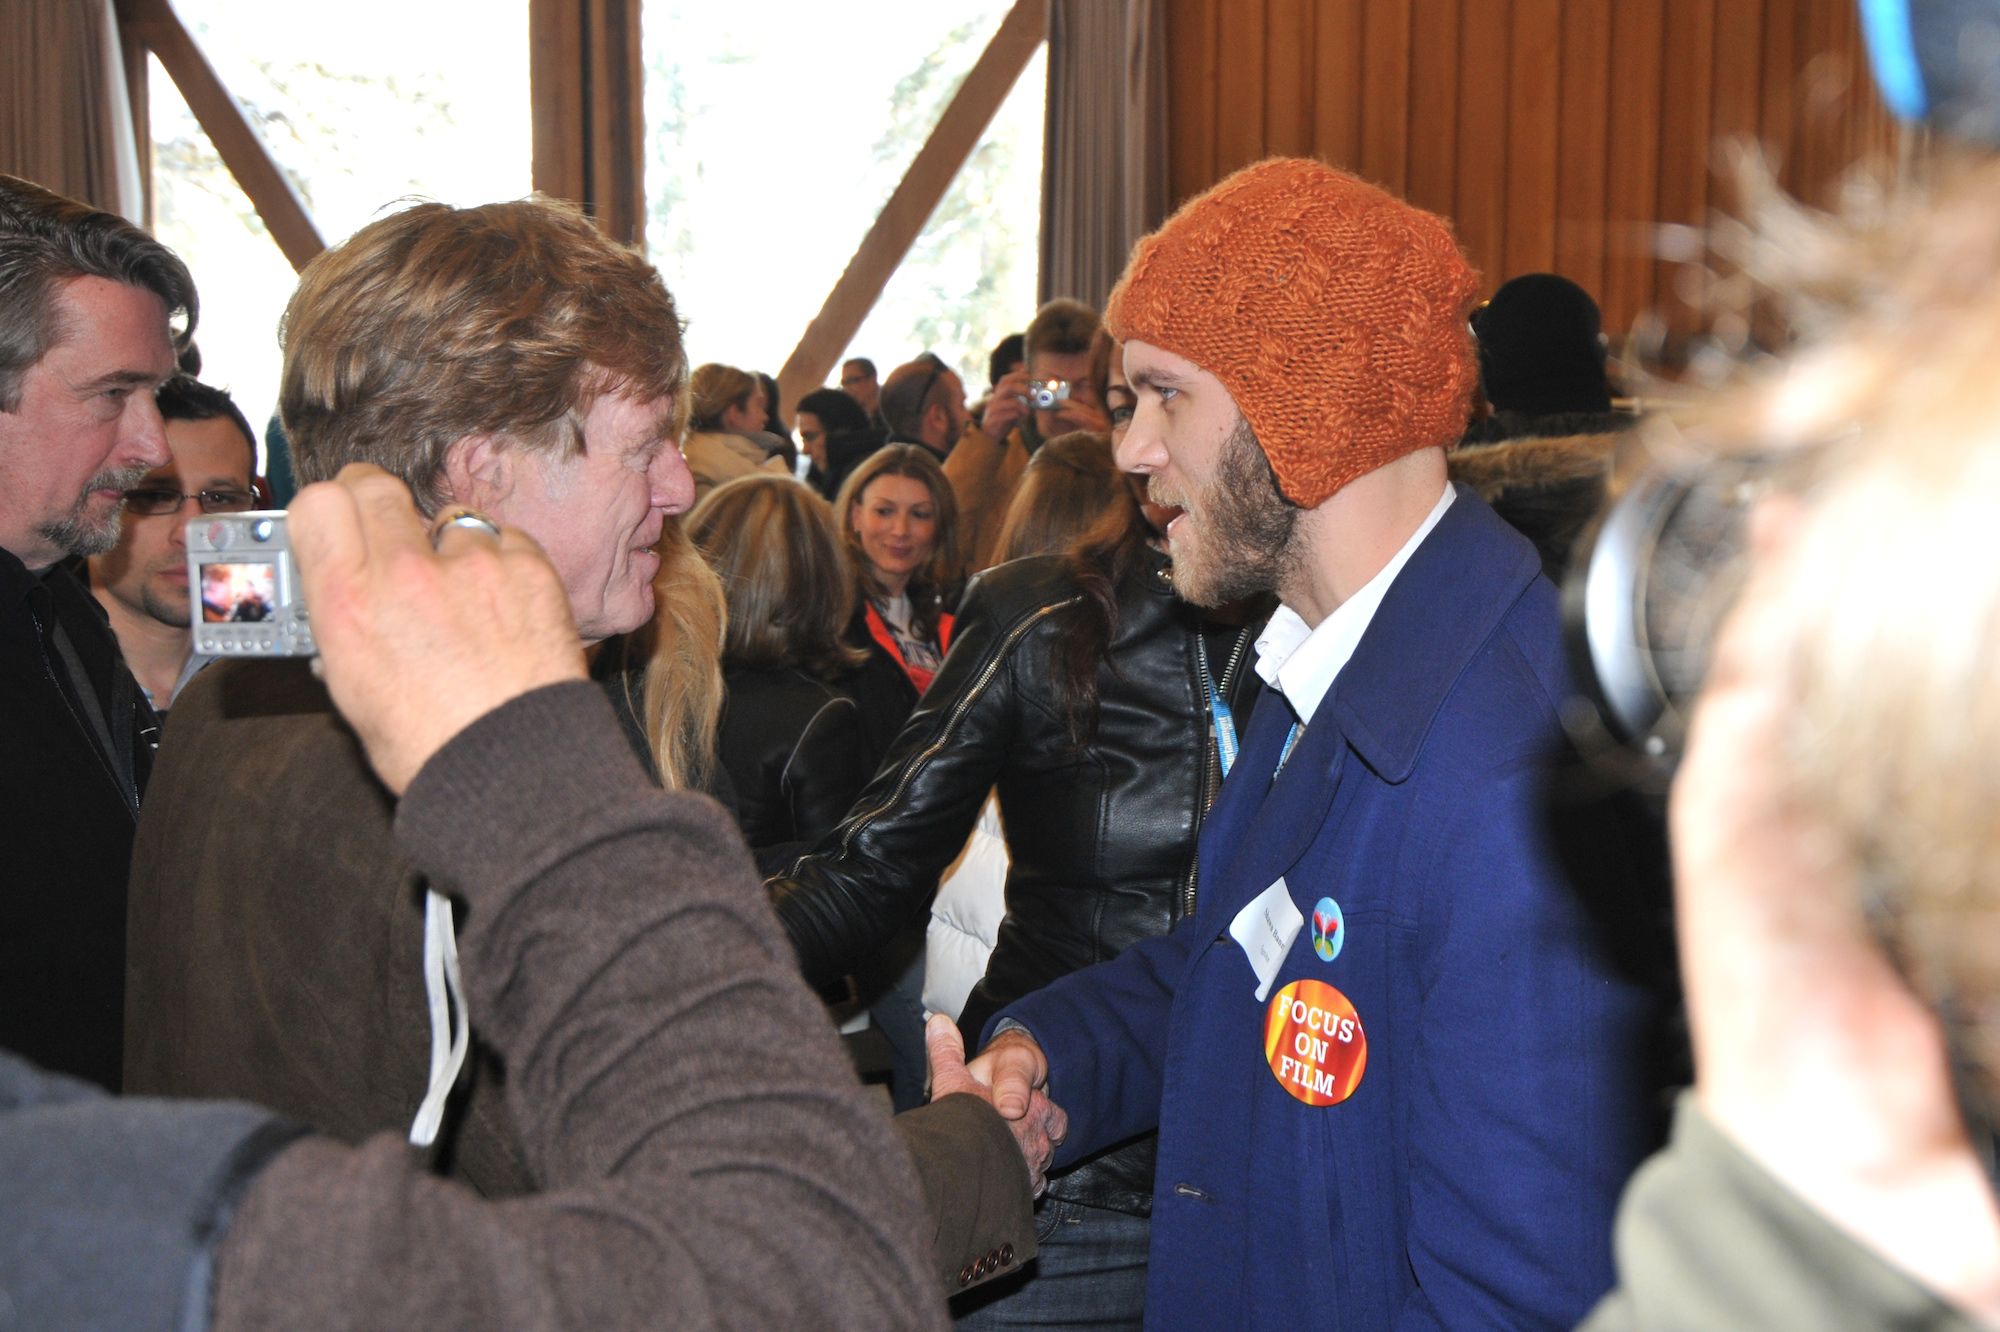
[952,1196,1150,1330]
[866,945,929,1113]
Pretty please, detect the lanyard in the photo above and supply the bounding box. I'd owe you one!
[1199,635,1241,778]
[1201,635,1303,781]
[1275,720,1303,776]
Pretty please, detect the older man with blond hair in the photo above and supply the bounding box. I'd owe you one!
[126,197,711,1191]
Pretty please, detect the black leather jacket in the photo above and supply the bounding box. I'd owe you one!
[771,544,1262,1214]
[717,664,869,875]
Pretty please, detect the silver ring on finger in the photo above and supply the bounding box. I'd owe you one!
[430,507,502,546]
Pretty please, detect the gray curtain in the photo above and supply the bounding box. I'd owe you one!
[1,0,143,219]
[1038,0,1170,311]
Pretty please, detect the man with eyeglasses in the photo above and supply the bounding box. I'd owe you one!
[88,375,258,710]
[842,355,883,417]
[0,173,193,1089]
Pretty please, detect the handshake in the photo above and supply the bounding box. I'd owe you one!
[925,1015,1067,1196]
[290,464,1066,1198]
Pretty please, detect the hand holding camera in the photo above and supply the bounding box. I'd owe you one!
[248,464,587,795]
[982,366,1033,440]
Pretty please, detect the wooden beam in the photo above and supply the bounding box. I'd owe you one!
[588,0,645,245]
[530,0,644,244]
[776,0,1048,411]
[530,0,586,206]
[116,6,153,228]
[116,0,324,271]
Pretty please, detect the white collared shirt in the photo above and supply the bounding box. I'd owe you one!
[1253,484,1455,724]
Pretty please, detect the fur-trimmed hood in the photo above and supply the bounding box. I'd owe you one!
[1449,432,1620,577]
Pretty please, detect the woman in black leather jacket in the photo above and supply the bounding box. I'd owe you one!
[770,428,1264,1328]
[687,475,870,873]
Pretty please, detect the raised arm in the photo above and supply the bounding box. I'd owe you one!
[769,572,1068,987]
[209,467,945,1329]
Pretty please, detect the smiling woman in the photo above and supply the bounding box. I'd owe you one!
[833,442,961,762]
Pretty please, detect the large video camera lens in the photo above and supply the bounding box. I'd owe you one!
[1562,452,1778,784]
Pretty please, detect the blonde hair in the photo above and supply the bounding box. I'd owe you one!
[613,519,725,792]
[1687,149,2000,1095]
[278,196,685,514]
[689,363,758,433]
[688,474,866,679]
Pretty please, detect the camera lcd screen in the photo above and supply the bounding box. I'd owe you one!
[200,562,278,624]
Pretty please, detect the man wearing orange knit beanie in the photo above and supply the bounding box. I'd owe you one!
[973,159,1662,1328]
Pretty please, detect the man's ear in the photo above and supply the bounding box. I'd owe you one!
[440,435,513,510]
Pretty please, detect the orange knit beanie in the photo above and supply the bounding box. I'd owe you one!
[1105,158,1480,508]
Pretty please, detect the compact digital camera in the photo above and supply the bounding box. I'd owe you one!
[1026,378,1072,410]
[186,511,316,658]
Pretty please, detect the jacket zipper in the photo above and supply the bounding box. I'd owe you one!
[1179,622,1255,918]
[833,596,1081,859]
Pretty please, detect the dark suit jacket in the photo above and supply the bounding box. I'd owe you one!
[1,552,156,1089]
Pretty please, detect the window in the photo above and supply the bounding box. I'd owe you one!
[644,1,1045,405]
[148,0,531,439]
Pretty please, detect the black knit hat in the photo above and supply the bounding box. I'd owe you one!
[1469,273,1612,418]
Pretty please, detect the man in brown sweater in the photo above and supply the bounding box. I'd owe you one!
[4,464,1045,1326]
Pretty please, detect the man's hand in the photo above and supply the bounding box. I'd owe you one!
[963,1026,1052,1120]
[288,463,587,795]
[926,1015,1066,1196]
[981,368,1031,441]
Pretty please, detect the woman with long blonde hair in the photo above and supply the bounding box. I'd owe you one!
[597,515,725,795]
[687,474,869,870]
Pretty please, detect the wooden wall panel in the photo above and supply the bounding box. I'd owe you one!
[1314,2,1365,175]
[1503,0,1562,279]
[1553,0,1610,301]
[1358,0,1413,194]
[1760,0,1800,173]
[1215,0,1271,174]
[1404,0,1460,217]
[1452,0,1509,293]
[1166,0,1219,199]
[1601,0,1665,335]
[1265,0,1317,158]
[1653,0,1716,332]
[1163,0,1895,344]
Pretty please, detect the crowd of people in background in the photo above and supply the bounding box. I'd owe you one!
[12,3,2000,1324]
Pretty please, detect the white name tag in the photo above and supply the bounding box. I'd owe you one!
[1229,877,1304,1002]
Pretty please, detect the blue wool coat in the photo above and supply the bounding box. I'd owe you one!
[994,488,1660,1329]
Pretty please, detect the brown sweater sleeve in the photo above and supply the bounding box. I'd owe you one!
[211,682,947,1331]
[895,1093,1037,1293]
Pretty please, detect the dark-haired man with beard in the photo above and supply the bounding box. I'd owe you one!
[0,175,192,1088]
[87,375,259,712]
[969,160,1662,1329]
